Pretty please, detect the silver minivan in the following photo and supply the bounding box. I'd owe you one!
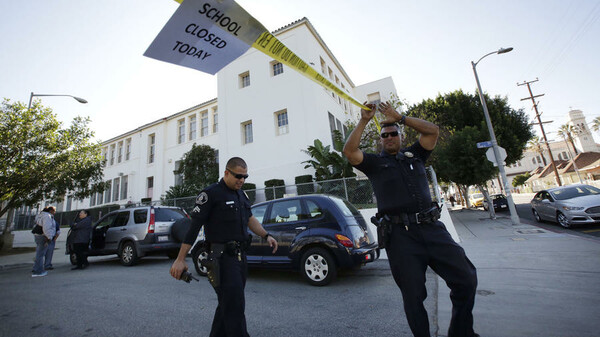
[67,206,188,266]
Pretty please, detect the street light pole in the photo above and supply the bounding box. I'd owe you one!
[471,47,520,225]
[27,92,88,111]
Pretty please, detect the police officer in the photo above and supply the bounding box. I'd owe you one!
[343,102,478,337]
[170,157,278,337]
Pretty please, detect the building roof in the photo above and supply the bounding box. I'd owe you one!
[559,152,600,173]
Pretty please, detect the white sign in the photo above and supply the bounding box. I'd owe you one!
[144,0,265,74]
[486,147,507,166]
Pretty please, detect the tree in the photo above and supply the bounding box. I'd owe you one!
[164,143,218,198]
[512,172,531,187]
[557,124,579,155]
[591,117,600,132]
[1,99,105,248]
[528,136,547,165]
[404,90,533,190]
[302,130,355,181]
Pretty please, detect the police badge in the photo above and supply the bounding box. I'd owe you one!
[196,192,208,205]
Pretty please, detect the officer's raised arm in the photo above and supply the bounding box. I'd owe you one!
[378,101,439,151]
[343,102,377,166]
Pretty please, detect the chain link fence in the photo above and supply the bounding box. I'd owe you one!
[10,167,443,231]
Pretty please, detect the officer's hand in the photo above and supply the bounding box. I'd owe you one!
[267,236,278,254]
[378,101,403,124]
[170,259,188,280]
[360,101,377,122]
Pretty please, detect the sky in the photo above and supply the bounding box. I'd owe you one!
[1,0,599,143]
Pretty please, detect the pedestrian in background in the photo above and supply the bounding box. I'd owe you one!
[70,210,92,270]
[44,215,61,270]
[343,101,478,337]
[32,206,56,277]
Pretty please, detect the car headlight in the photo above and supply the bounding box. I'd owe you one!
[562,206,584,211]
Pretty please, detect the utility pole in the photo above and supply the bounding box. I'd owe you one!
[518,79,562,186]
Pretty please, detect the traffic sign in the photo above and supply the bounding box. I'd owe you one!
[477,141,493,149]
[486,147,507,167]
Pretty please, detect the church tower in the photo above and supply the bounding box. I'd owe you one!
[568,109,599,153]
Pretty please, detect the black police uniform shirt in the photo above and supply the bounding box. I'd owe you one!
[183,179,252,245]
[354,141,433,215]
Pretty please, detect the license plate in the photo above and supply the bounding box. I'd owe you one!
[158,235,169,242]
[501,205,507,208]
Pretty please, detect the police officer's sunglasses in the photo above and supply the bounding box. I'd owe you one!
[227,168,249,179]
[380,131,399,138]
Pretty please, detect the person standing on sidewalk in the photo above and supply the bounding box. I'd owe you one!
[43,215,61,270]
[343,101,478,337]
[32,206,56,277]
[70,210,92,270]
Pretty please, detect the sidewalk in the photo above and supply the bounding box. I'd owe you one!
[437,208,600,337]
[0,230,69,270]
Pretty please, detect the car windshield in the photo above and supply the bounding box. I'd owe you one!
[471,193,483,199]
[492,195,506,200]
[552,185,600,200]
[330,197,360,216]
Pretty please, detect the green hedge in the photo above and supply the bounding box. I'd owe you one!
[242,183,257,204]
[295,175,314,195]
[264,179,285,200]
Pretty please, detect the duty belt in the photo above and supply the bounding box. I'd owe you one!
[381,205,441,225]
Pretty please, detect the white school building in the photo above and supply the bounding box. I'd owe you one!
[60,17,397,212]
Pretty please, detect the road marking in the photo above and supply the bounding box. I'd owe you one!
[581,228,600,233]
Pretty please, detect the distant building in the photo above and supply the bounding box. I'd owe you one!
[65,18,397,211]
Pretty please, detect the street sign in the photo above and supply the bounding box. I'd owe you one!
[486,147,507,167]
[477,141,493,149]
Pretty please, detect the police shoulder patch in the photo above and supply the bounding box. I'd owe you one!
[196,192,208,205]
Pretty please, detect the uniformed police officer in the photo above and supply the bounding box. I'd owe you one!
[170,157,278,337]
[343,102,478,337]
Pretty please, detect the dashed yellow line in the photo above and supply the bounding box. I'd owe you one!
[581,228,600,233]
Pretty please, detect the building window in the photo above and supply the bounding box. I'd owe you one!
[125,138,131,161]
[90,193,96,207]
[275,110,289,135]
[320,57,326,74]
[178,119,185,144]
[367,92,381,106]
[242,121,253,144]
[96,190,103,205]
[117,141,123,163]
[147,176,154,199]
[66,196,72,212]
[239,71,250,88]
[104,180,112,203]
[212,107,218,133]
[102,147,107,163]
[148,134,155,164]
[189,115,197,140]
[271,61,283,76]
[174,161,183,186]
[110,145,115,165]
[113,178,120,201]
[201,111,209,137]
[120,175,128,200]
[328,67,333,80]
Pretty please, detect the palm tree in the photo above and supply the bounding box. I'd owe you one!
[302,130,355,181]
[591,116,600,132]
[557,124,579,155]
[527,136,547,165]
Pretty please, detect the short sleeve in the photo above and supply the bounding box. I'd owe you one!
[183,188,214,244]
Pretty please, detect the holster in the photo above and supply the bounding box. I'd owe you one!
[371,216,392,249]
[201,243,224,289]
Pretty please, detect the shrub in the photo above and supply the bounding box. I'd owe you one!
[242,183,257,204]
[264,179,285,200]
[295,175,314,195]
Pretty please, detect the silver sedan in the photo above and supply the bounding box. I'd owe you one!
[530,184,600,228]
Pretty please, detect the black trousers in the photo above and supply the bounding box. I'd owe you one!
[73,243,89,268]
[386,220,477,337]
[209,254,250,337]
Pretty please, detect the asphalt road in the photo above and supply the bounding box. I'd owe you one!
[0,255,437,337]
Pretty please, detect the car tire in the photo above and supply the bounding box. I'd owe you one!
[192,247,209,277]
[300,247,336,286]
[557,212,572,229]
[120,241,138,266]
[532,209,543,222]
[69,253,77,266]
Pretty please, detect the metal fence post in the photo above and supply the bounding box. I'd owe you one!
[343,178,349,201]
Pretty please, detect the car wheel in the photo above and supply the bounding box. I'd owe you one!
[192,247,209,277]
[69,253,77,266]
[557,212,572,229]
[120,241,138,266]
[300,247,336,286]
[532,209,542,222]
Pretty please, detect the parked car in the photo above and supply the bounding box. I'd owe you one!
[483,194,509,211]
[530,184,600,228]
[191,194,379,286]
[66,205,188,266]
[469,193,484,207]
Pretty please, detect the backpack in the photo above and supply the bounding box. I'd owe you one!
[31,213,44,235]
